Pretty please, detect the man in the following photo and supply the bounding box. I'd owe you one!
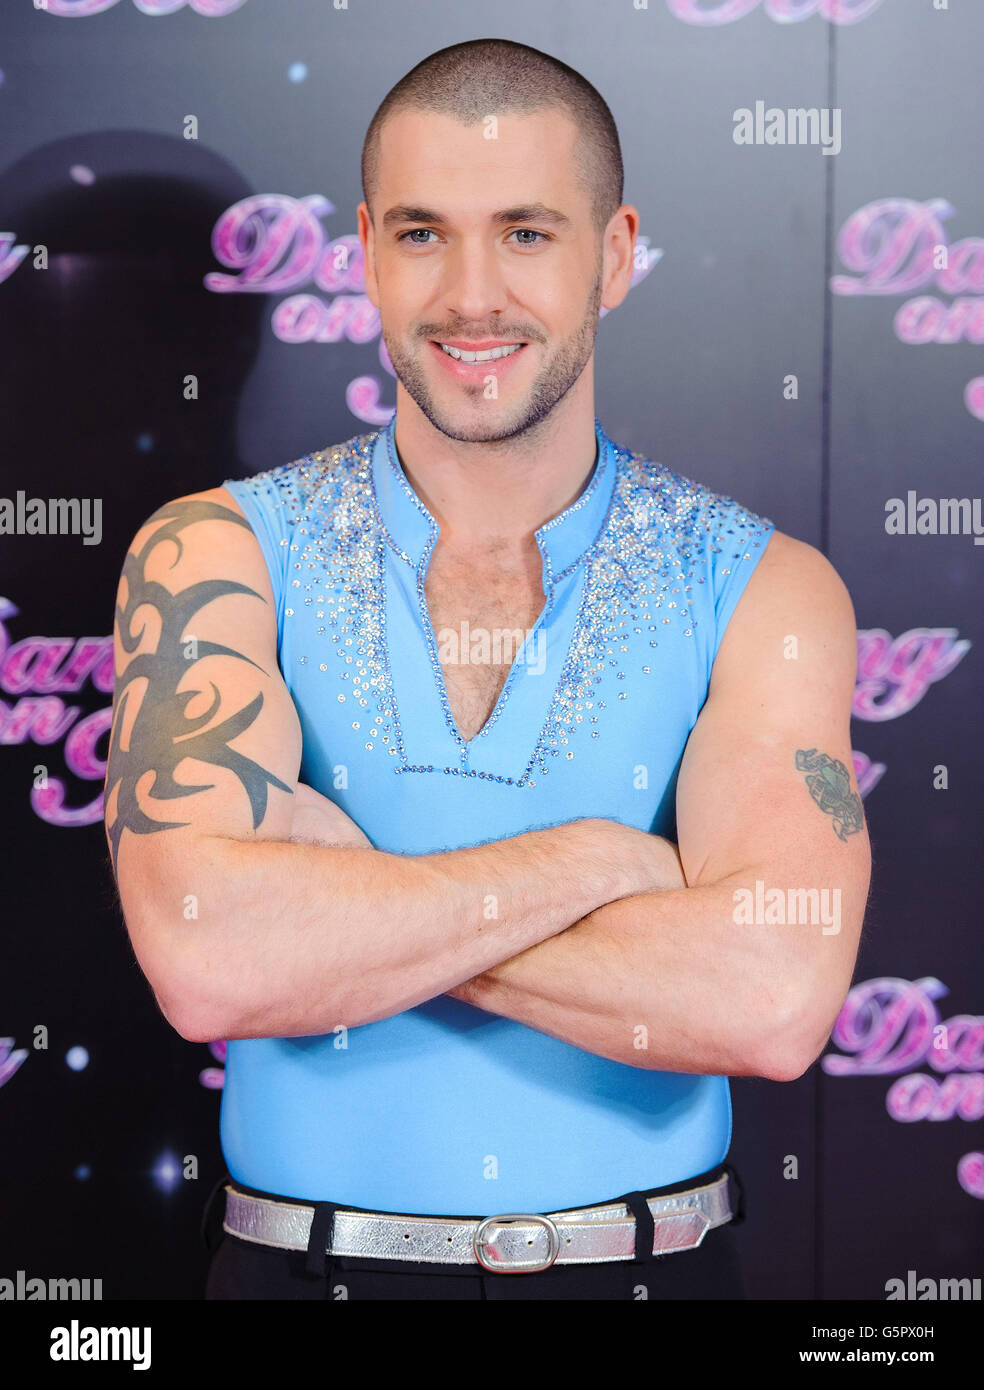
[104,38,870,1301]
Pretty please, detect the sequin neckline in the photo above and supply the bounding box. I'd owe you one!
[269,420,772,788]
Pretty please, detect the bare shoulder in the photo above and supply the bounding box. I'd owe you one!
[711,528,858,695]
[128,483,249,537]
[752,528,854,615]
[732,527,855,632]
[121,484,267,598]
[177,484,249,516]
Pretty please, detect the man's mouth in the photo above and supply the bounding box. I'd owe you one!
[433,340,526,363]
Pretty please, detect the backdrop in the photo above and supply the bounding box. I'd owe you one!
[1,0,981,1301]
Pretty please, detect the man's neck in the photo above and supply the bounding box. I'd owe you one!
[391,384,599,556]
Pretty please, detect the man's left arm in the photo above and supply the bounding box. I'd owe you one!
[447,531,872,1081]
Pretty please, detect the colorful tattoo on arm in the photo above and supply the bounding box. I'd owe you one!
[794,748,864,842]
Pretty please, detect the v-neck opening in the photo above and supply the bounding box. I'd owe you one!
[415,528,551,755]
[369,417,620,780]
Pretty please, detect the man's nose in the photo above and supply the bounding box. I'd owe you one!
[439,238,510,326]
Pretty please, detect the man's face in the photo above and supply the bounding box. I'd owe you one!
[360,107,607,444]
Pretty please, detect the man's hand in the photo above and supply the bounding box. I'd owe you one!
[289,783,374,850]
[598,822,688,895]
[447,824,686,1005]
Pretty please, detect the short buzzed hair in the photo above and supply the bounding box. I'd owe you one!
[361,38,624,236]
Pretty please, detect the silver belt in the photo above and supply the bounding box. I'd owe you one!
[222,1172,733,1273]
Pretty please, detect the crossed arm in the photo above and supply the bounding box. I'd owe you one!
[288,534,870,1080]
[442,532,871,1081]
[105,491,869,1081]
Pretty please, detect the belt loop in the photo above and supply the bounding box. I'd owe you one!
[200,1172,231,1254]
[619,1189,656,1262]
[305,1201,340,1277]
[721,1163,747,1226]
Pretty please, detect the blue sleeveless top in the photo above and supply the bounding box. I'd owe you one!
[220,417,774,1215]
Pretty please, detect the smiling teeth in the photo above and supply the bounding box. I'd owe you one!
[439,343,523,362]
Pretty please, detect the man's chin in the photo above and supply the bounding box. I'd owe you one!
[416,400,537,445]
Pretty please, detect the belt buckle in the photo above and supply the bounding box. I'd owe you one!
[472,1212,562,1273]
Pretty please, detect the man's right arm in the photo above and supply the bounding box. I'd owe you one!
[105,487,676,1043]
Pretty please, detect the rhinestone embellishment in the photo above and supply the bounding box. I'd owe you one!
[229,426,773,786]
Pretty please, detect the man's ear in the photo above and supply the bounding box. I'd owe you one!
[601,204,640,313]
[357,201,379,309]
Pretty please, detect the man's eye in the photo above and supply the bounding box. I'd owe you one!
[398,228,438,244]
[509,229,549,246]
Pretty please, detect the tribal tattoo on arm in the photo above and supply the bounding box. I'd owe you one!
[105,499,291,878]
[794,747,865,842]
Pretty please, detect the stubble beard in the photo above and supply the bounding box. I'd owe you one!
[381,263,604,445]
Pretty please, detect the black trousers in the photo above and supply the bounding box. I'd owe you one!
[202,1162,748,1300]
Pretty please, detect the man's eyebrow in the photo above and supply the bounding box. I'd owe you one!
[494,204,572,229]
[381,202,572,230]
